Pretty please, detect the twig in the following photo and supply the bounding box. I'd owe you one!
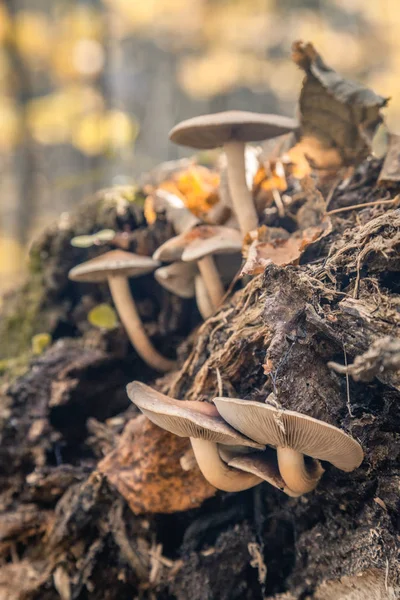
[325,172,343,209]
[343,347,354,418]
[326,195,398,216]
[216,368,223,396]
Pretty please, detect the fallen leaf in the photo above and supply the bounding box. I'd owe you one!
[241,218,331,276]
[292,40,388,177]
[378,133,400,185]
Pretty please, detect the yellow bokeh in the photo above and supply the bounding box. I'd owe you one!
[13,11,52,63]
[26,86,104,145]
[0,97,21,151]
[107,110,138,149]
[0,2,11,44]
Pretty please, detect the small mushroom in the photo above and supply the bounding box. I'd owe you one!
[154,225,242,309]
[154,258,213,319]
[69,250,176,372]
[127,381,266,492]
[154,262,196,299]
[169,111,298,235]
[213,397,363,494]
[218,446,301,497]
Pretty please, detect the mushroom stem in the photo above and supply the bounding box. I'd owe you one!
[277,447,324,494]
[190,438,261,492]
[194,275,214,319]
[197,256,224,308]
[108,275,176,372]
[224,140,259,235]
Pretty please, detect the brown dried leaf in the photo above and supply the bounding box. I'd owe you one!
[378,133,400,184]
[292,40,389,176]
[241,217,331,276]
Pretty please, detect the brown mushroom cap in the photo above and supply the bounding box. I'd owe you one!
[213,397,363,471]
[127,382,264,449]
[182,226,242,262]
[154,225,242,263]
[169,111,298,150]
[154,262,196,298]
[69,249,160,283]
[219,447,301,498]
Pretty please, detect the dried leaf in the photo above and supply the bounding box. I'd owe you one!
[241,219,331,276]
[378,134,400,185]
[292,40,388,175]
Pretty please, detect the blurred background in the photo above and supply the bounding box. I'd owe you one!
[0,0,399,293]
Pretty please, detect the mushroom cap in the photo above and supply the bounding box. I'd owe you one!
[219,447,301,497]
[153,225,242,263]
[182,226,242,262]
[69,250,160,283]
[154,262,196,299]
[127,382,264,449]
[213,397,364,472]
[169,111,298,150]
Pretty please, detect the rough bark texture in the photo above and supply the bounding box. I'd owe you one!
[0,159,399,599]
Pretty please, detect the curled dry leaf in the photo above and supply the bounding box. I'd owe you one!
[291,40,388,178]
[378,133,400,185]
[144,165,220,225]
[241,217,331,276]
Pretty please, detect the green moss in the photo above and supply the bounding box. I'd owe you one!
[28,245,43,275]
[0,352,30,380]
[0,274,46,361]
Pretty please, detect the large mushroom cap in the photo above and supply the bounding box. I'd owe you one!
[181,225,242,262]
[127,382,264,448]
[155,262,196,298]
[169,111,298,150]
[69,250,160,283]
[154,225,242,263]
[213,397,363,472]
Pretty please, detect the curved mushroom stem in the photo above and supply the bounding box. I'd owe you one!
[195,275,214,319]
[190,438,261,492]
[108,275,176,372]
[197,256,225,309]
[224,140,259,235]
[277,447,324,494]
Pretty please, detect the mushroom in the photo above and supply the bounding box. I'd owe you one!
[169,111,298,235]
[69,249,176,372]
[154,259,213,319]
[154,225,242,309]
[218,446,301,498]
[213,397,364,494]
[126,381,266,492]
[154,262,196,299]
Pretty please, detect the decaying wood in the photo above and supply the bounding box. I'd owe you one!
[0,157,399,599]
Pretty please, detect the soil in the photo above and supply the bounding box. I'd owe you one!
[0,158,399,600]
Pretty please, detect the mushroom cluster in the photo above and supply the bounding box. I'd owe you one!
[127,381,364,496]
[68,110,298,370]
